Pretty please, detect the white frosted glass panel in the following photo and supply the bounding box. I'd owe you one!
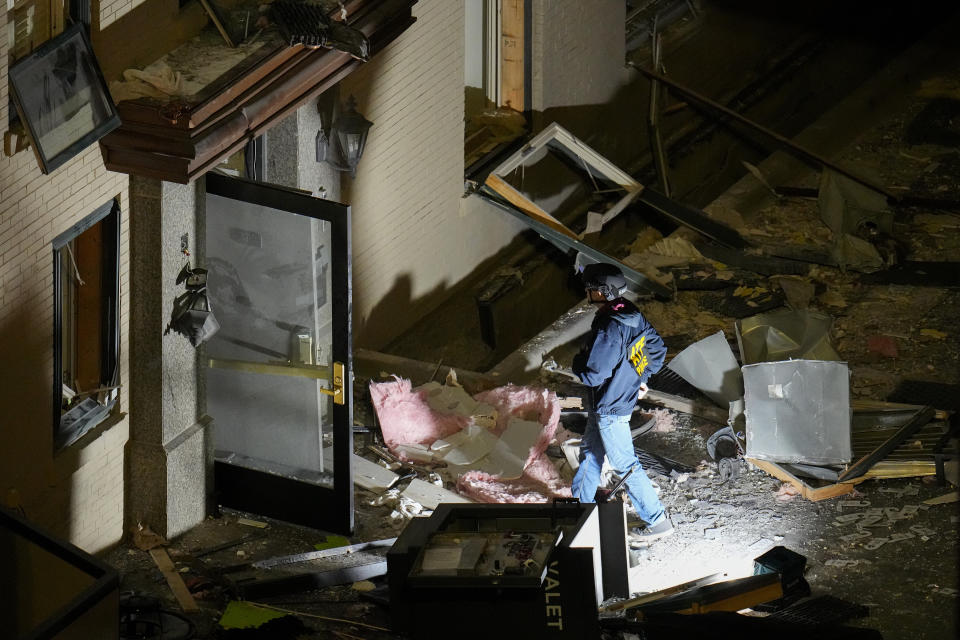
[206,193,334,481]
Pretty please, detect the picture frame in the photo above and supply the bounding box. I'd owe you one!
[9,22,121,174]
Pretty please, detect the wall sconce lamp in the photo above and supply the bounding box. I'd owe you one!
[316,94,373,178]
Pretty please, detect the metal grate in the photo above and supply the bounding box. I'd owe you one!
[272,1,333,47]
[768,595,869,627]
[270,1,369,59]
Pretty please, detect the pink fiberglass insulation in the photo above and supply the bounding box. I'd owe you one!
[457,455,572,503]
[473,384,560,469]
[368,377,470,453]
[368,379,565,504]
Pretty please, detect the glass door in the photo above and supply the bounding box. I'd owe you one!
[204,173,353,534]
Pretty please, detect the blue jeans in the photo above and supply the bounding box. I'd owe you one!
[571,412,666,526]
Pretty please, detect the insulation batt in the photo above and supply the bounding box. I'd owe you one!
[368,378,570,503]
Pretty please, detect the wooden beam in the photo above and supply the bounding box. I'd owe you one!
[748,457,864,501]
[484,173,580,239]
[852,398,950,421]
[354,348,499,393]
[864,460,936,479]
[838,406,936,481]
[640,389,729,425]
[149,548,199,612]
[500,0,524,111]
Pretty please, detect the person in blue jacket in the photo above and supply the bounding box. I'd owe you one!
[571,262,673,541]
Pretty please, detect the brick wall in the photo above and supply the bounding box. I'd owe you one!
[0,7,132,553]
[340,0,525,349]
[99,0,149,30]
[530,0,634,165]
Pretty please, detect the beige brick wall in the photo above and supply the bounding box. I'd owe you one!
[0,9,131,553]
[99,0,148,30]
[341,0,525,349]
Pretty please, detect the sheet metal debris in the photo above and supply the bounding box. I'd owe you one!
[666,330,743,408]
[736,308,840,365]
[743,360,851,465]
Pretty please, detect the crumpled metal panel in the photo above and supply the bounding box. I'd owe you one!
[736,308,840,365]
[743,360,852,465]
[667,330,743,408]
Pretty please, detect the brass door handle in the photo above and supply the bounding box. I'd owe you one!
[318,361,345,405]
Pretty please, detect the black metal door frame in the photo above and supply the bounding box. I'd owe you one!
[205,172,354,534]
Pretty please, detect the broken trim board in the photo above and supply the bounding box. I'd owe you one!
[863,460,936,479]
[149,548,199,612]
[838,406,935,481]
[850,398,950,421]
[355,348,499,393]
[484,173,579,239]
[640,389,729,424]
[747,458,865,501]
[923,491,959,505]
[401,478,472,510]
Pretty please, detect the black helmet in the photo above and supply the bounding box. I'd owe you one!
[581,263,627,301]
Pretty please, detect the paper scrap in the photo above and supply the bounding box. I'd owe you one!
[825,559,859,567]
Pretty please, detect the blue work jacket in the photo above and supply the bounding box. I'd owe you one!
[573,298,667,416]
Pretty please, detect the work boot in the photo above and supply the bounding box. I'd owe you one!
[629,517,674,544]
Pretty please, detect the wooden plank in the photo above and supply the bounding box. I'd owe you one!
[484,173,580,239]
[600,572,727,612]
[354,348,499,393]
[852,399,950,421]
[923,491,959,505]
[864,460,936,479]
[640,389,728,425]
[747,458,863,501]
[149,548,199,612]
[500,0,524,111]
[637,573,783,616]
[838,406,936,481]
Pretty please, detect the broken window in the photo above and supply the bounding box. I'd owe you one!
[53,198,121,450]
[464,0,528,171]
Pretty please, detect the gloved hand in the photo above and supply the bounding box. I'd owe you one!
[637,382,649,400]
[572,350,588,376]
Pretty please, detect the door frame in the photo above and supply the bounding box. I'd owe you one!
[205,172,354,535]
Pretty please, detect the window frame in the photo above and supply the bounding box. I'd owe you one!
[52,197,121,450]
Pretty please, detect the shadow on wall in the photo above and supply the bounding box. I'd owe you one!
[0,303,74,540]
[356,272,452,352]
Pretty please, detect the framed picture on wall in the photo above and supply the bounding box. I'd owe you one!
[8,22,121,174]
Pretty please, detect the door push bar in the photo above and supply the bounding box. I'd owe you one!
[208,358,346,405]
